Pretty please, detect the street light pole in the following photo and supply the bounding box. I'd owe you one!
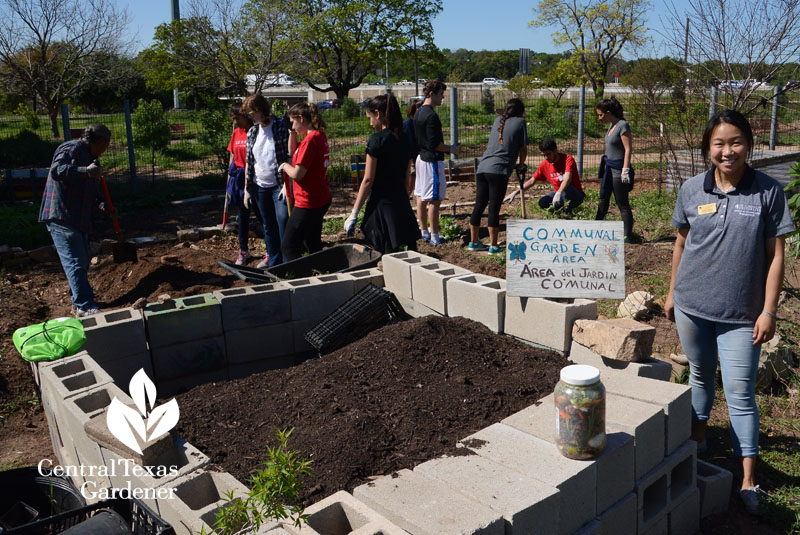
[171,0,181,109]
[414,32,419,96]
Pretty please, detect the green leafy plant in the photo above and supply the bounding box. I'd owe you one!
[14,102,40,130]
[207,428,312,534]
[784,162,800,257]
[480,87,495,114]
[132,98,171,180]
[340,97,360,119]
[198,109,233,175]
[438,216,463,242]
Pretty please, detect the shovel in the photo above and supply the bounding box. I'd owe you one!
[514,164,529,219]
[98,175,138,263]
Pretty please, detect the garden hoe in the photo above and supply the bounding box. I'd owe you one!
[514,164,528,219]
[99,174,138,263]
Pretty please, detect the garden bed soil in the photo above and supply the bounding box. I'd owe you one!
[174,315,569,505]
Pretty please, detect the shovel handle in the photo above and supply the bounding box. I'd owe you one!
[99,176,122,236]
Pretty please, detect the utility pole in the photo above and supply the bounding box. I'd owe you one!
[414,32,419,96]
[171,0,181,109]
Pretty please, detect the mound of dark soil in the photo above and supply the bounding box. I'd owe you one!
[175,315,569,504]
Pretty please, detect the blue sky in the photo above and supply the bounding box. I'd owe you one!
[122,0,688,56]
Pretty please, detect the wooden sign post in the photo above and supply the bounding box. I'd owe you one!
[505,220,625,299]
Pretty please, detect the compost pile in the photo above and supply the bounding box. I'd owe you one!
[175,315,569,504]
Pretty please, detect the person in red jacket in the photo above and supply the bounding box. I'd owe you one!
[511,138,585,214]
[279,102,332,261]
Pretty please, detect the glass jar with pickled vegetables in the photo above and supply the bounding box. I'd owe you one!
[554,364,605,459]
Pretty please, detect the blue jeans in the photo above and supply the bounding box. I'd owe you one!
[538,185,584,213]
[254,184,288,266]
[46,221,95,310]
[674,306,761,457]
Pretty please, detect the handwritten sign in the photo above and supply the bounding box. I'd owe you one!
[505,220,625,299]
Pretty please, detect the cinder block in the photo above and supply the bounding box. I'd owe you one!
[574,519,602,534]
[505,297,597,353]
[100,436,210,511]
[695,459,732,518]
[348,268,385,292]
[225,322,295,364]
[155,367,228,397]
[151,335,226,382]
[353,468,504,535]
[605,393,665,479]
[213,282,292,331]
[668,486,699,535]
[228,355,297,380]
[395,294,442,318]
[145,293,223,348]
[40,352,113,428]
[597,493,636,535]
[635,441,696,534]
[414,454,559,534]
[460,423,596,535]
[600,372,691,456]
[97,352,154,390]
[284,491,408,535]
[501,396,633,514]
[294,318,321,353]
[640,514,667,535]
[446,274,506,333]
[569,342,672,381]
[381,251,438,299]
[410,261,471,315]
[286,275,355,320]
[80,307,147,360]
[158,469,251,535]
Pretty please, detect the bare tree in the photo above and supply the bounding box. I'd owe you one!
[0,0,130,136]
[663,0,800,112]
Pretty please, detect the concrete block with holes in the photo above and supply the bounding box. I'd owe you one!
[460,423,596,535]
[410,261,472,315]
[600,371,691,456]
[225,321,295,364]
[353,468,504,535]
[39,352,113,429]
[381,251,438,299]
[696,459,732,518]
[79,307,147,359]
[597,492,637,535]
[150,336,226,383]
[605,393,666,479]
[414,453,560,534]
[212,282,292,331]
[284,491,409,535]
[144,294,223,348]
[286,274,355,320]
[635,441,697,534]
[446,273,506,333]
[505,297,597,353]
[569,341,672,381]
[348,268,385,292]
[668,486,699,535]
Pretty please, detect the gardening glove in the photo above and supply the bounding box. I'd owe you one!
[344,210,358,237]
[243,188,252,209]
[553,190,563,206]
[504,190,519,204]
[86,161,103,178]
[621,168,631,185]
[278,182,288,203]
[278,162,288,175]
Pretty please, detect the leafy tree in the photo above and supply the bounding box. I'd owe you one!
[531,0,649,98]
[0,0,130,136]
[481,87,496,114]
[71,52,151,113]
[543,55,585,105]
[292,0,443,100]
[198,109,233,176]
[132,99,170,180]
[505,74,538,100]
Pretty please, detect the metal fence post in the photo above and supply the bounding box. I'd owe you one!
[450,86,458,156]
[577,84,585,178]
[769,85,779,150]
[124,100,137,192]
[61,104,71,141]
[709,86,718,120]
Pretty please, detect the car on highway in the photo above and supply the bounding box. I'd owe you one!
[397,79,414,86]
[404,95,425,105]
[720,79,744,89]
[368,80,384,85]
[482,78,499,85]
[786,80,800,91]
[316,99,341,109]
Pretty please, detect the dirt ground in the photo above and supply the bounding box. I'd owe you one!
[0,177,789,534]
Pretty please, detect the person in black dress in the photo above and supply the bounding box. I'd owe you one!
[344,93,421,252]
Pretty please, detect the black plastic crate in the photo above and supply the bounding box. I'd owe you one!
[305,284,410,354]
[0,496,175,535]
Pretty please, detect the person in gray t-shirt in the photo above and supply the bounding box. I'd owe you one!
[469,98,528,253]
[665,110,794,516]
[594,97,634,240]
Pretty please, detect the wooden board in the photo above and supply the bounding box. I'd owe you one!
[505,219,625,299]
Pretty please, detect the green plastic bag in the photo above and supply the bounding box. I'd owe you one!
[12,317,86,362]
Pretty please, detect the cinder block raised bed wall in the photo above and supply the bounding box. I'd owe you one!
[36,253,716,535]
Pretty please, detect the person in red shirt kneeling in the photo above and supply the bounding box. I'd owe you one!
[513,138,585,215]
[279,102,332,261]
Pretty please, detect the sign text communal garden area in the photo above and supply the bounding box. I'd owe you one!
[506,220,625,299]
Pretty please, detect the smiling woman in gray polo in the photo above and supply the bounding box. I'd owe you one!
[665,110,793,516]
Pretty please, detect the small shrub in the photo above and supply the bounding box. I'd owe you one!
[198,109,232,174]
[481,87,495,115]
[439,216,463,242]
[132,99,170,180]
[340,97,360,119]
[14,102,40,130]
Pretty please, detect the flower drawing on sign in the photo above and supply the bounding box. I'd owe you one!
[605,244,619,264]
[106,369,179,455]
[509,242,527,262]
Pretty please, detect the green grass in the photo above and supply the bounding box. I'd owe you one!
[0,394,39,420]
[321,217,343,235]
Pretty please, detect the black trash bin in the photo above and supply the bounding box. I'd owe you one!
[0,466,85,531]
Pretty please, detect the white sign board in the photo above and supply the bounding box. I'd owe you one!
[505,220,625,299]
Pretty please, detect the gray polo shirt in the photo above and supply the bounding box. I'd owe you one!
[672,166,794,323]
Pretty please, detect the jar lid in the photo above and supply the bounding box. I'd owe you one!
[560,364,601,386]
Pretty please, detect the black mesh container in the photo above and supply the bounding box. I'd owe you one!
[304,284,410,354]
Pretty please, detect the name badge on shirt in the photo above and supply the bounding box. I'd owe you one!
[697,203,717,215]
